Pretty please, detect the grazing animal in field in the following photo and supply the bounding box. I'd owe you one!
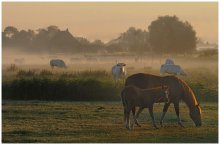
[112,63,126,81]
[160,64,187,76]
[125,73,202,127]
[50,59,67,68]
[160,59,186,76]
[121,85,169,129]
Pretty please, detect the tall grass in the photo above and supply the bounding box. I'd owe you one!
[3,70,122,101]
[2,69,217,102]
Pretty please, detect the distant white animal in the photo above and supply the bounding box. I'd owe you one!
[50,59,67,68]
[112,63,126,81]
[160,64,186,76]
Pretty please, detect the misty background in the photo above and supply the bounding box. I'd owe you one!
[2,3,218,67]
[3,15,218,65]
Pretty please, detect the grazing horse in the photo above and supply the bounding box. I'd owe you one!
[121,85,169,129]
[125,73,202,127]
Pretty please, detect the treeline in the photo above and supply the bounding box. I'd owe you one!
[3,25,149,54]
[3,15,205,54]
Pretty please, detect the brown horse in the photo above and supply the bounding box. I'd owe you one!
[121,85,169,129]
[125,73,202,127]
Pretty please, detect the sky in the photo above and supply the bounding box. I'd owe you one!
[2,2,218,43]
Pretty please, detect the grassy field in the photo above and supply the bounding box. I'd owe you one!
[2,56,218,143]
[2,67,218,102]
[2,101,218,143]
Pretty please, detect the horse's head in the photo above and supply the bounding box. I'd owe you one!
[190,104,202,127]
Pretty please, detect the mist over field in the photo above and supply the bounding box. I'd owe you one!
[2,15,218,103]
[2,2,218,143]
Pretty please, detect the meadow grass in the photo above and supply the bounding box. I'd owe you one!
[2,57,218,143]
[2,66,218,102]
[2,101,218,143]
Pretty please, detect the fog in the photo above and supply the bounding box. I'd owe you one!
[3,48,217,75]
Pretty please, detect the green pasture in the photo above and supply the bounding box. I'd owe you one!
[2,57,218,143]
[2,101,218,143]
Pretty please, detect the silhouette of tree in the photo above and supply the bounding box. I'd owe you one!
[47,25,59,32]
[148,15,197,54]
[3,26,19,38]
[3,26,19,47]
[2,21,198,54]
[106,27,150,53]
[48,28,81,53]
[15,29,35,48]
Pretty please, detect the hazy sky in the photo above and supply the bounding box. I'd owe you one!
[2,2,218,43]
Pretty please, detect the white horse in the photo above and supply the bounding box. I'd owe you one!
[112,63,126,83]
[50,59,67,68]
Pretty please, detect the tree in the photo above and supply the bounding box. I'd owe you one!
[106,27,150,53]
[148,15,197,54]
[2,26,19,47]
[3,26,19,38]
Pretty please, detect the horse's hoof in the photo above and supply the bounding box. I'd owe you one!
[154,127,159,129]
[154,125,159,129]
[178,122,185,128]
[160,121,163,127]
[135,122,141,127]
[126,126,130,130]
[137,124,141,127]
[134,120,141,127]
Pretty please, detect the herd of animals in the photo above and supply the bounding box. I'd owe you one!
[11,58,200,129]
[48,58,201,130]
[49,58,187,77]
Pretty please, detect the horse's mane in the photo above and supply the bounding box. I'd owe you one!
[177,78,199,106]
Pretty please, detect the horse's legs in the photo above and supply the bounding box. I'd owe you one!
[131,107,141,127]
[130,107,135,128]
[123,107,127,127]
[148,106,158,129]
[174,102,185,128]
[160,102,171,127]
[133,107,144,127]
[125,108,131,130]
[131,106,135,117]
